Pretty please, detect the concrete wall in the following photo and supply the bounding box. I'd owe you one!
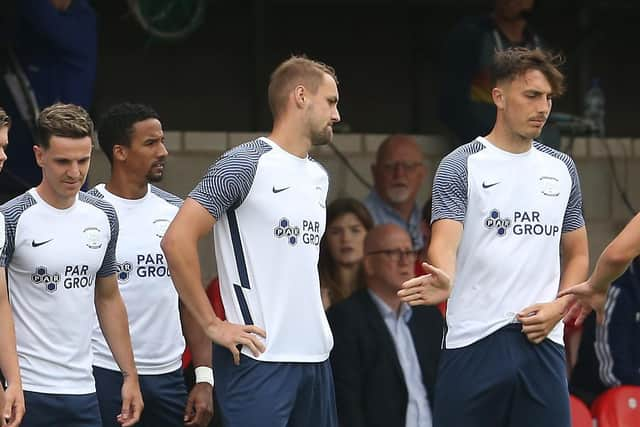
[88,133,640,281]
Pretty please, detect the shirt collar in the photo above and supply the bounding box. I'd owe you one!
[368,289,413,322]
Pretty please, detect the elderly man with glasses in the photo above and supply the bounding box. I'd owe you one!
[364,135,427,252]
[327,224,443,427]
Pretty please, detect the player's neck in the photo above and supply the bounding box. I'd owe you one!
[485,126,532,154]
[35,182,76,210]
[269,122,311,159]
[106,171,148,200]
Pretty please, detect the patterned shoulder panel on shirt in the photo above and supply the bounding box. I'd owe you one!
[532,142,579,175]
[0,213,4,253]
[87,187,103,199]
[150,185,183,208]
[0,193,38,266]
[533,142,585,232]
[78,191,119,277]
[431,140,486,223]
[189,138,272,220]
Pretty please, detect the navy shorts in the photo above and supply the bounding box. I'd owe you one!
[93,366,187,427]
[21,391,101,427]
[214,344,338,427]
[433,324,570,427]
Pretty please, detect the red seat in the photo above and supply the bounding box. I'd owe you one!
[569,395,592,427]
[591,386,640,427]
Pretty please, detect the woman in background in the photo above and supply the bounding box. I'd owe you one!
[319,198,374,310]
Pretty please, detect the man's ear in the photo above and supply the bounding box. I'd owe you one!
[293,85,307,109]
[492,87,505,110]
[33,145,45,167]
[113,144,127,162]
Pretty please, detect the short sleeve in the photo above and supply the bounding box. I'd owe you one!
[561,156,585,233]
[189,140,271,219]
[97,201,119,278]
[431,143,484,223]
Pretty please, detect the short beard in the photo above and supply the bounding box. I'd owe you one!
[310,127,332,146]
[146,171,164,183]
[386,187,410,204]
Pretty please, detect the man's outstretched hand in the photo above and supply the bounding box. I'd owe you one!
[398,262,451,306]
[558,280,607,325]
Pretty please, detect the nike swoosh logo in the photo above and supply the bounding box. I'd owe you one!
[32,239,54,247]
[272,186,290,193]
[482,182,500,189]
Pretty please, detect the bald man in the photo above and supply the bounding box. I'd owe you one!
[364,135,427,251]
[327,224,443,427]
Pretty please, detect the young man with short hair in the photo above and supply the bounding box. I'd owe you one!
[400,48,589,426]
[162,56,341,427]
[0,103,143,427]
[91,102,213,427]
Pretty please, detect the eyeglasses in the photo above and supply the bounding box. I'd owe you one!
[367,248,417,262]
[380,161,423,173]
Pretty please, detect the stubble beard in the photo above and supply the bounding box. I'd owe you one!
[311,126,332,147]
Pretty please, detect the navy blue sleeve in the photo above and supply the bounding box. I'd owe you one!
[596,283,640,386]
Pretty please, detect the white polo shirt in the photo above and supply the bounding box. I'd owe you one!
[189,137,333,362]
[0,189,118,394]
[89,184,186,375]
[432,137,585,348]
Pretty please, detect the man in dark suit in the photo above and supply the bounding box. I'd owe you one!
[327,224,444,427]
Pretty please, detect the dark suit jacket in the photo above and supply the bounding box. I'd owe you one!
[327,289,444,427]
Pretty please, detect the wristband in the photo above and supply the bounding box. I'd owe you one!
[194,366,214,387]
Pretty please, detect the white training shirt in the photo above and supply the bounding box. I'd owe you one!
[189,137,333,362]
[89,184,186,375]
[432,137,585,348]
[0,188,118,394]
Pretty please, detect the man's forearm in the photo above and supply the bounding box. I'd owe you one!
[590,212,640,291]
[426,246,457,283]
[590,248,634,292]
[180,301,212,368]
[162,234,219,333]
[557,228,590,312]
[559,253,589,292]
[95,291,137,377]
[0,299,21,387]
